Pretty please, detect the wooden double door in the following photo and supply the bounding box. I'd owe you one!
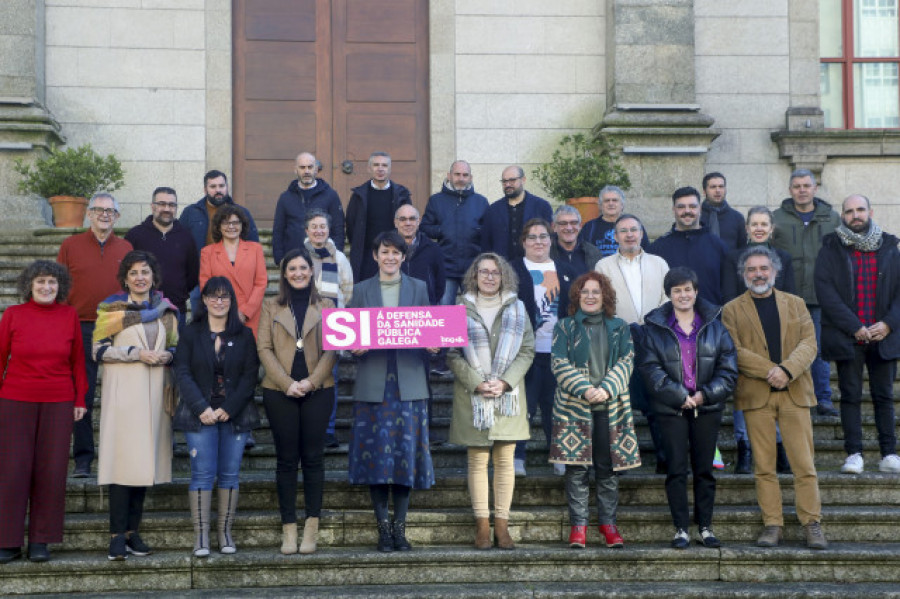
[233,0,430,226]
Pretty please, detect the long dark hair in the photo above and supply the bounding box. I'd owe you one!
[276,249,322,306]
[195,276,245,336]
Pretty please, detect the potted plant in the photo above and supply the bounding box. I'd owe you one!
[14,144,125,227]
[532,133,630,222]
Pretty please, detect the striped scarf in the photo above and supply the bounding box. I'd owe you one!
[462,293,527,430]
[305,238,341,301]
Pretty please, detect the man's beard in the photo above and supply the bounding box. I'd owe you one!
[745,277,774,295]
[847,219,870,234]
[207,193,230,207]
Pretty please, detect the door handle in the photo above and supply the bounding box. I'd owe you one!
[341,160,353,175]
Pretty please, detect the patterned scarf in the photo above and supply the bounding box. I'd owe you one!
[305,238,341,302]
[94,291,179,349]
[836,221,883,252]
[461,292,527,430]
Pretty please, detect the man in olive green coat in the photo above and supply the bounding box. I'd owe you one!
[771,169,841,417]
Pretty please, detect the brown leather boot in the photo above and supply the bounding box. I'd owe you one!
[474,517,492,550]
[493,517,515,550]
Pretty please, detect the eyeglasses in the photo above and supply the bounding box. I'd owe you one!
[89,207,117,216]
[223,220,242,228]
[396,216,419,223]
[477,269,501,279]
[525,234,550,242]
[153,201,177,209]
[500,177,521,185]
[204,295,231,303]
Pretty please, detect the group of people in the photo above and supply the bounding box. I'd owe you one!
[0,153,897,564]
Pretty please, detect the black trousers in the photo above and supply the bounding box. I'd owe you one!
[73,322,99,469]
[263,387,332,523]
[108,484,147,535]
[836,343,897,457]
[657,409,722,530]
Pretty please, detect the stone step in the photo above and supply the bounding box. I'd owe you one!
[61,471,899,514]
[52,505,900,554]
[3,543,899,595]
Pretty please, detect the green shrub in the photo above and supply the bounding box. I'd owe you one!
[14,144,125,198]
[532,133,630,201]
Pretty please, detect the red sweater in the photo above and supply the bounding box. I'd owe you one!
[56,230,132,321]
[0,300,88,406]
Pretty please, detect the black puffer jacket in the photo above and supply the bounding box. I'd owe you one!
[420,182,489,278]
[639,298,738,416]
[815,230,900,361]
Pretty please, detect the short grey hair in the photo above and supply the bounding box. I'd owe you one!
[88,192,120,213]
[737,246,782,281]
[368,151,391,167]
[790,168,817,185]
[304,208,331,230]
[553,204,582,224]
[598,185,626,205]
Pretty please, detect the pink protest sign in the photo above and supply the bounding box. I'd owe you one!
[322,305,468,350]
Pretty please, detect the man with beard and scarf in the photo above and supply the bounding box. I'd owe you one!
[272,152,345,265]
[480,165,552,262]
[723,246,827,550]
[700,172,746,252]
[421,160,489,305]
[815,195,900,474]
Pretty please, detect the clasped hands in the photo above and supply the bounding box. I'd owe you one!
[475,379,509,399]
[138,349,172,366]
[681,391,704,411]
[584,386,610,404]
[286,378,315,398]
[855,321,891,344]
[199,407,230,425]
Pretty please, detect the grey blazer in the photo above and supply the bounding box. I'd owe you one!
[348,273,430,402]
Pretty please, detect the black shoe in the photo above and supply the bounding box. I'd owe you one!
[697,527,721,548]
[0,547,22,564]
[108,534,128,561]
[734,440,752,475]
[72,465,91,478]
[671,529,689,549]
[816,404,839,418]
[27,543,50,562]
[125,532,151,556]
[376,520,394,552]
[324,434,340,449]
[392,520,412,551]
[776,442,792,475]
[244,432,256,449]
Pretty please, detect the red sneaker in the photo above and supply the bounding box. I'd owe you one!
[600,524,624,548]
[568,525,587,548]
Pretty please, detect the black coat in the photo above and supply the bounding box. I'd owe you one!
[400,232,446,305]
[420,182,489,278]
[345,181,411,281]
[814,231,900,361]
[639,298,738,416]
[173,320,260,433]
[647,226,729,305]
[480,192,552,261]
[272,178,345,265]
[512,258,575,332]
[700,199,747,252]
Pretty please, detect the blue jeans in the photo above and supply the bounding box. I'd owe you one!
[441,278,462,306]
[515,352,555,461]
[185,421,247,491]
[807,306,833,407]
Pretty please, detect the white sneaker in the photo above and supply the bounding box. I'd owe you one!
[878,454,900,473]
[514,458,527,477]
[840,452,864,474]
[553,463,566,476]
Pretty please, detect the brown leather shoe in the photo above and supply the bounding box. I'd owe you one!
[756,525,783,547]
[493,517,515,550]
[805,521,828,550]
[474,517,492,550]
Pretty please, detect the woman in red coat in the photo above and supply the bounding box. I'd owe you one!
[199,205,268,337]
[0,260,87,563]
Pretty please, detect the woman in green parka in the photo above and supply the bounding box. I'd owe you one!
[549,271,641,550]
[448,253,535,551]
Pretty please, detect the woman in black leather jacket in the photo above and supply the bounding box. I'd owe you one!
[640,267,737,550]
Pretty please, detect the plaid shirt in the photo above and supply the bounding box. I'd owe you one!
[853,249,878,333]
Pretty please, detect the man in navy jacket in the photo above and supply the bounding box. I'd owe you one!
[648,186,728,306]
[480,165,552,261]
[700,172,746,252]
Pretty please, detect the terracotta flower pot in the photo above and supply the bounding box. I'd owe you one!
[566,196,599,223]
[48,195,88,228]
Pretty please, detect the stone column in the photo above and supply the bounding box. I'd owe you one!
[598,0,719,236]
[0,0,64,228]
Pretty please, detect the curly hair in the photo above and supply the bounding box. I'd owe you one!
[460,253,519,297]
[117,250,162,292]
[568,271,616,317]
[211,204,250,243]
[17,260,71,303]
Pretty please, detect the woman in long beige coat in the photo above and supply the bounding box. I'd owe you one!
[447,253,534,550]
[94,250,178,561]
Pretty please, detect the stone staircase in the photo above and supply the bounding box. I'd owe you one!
[0,230,899,597]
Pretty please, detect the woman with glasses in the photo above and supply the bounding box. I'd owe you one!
[447,253,534,550]
[511,218,575,477]
[549,272,640,550]
[258,249,336,555]
[174,277,259,557]
[199,205,268,337]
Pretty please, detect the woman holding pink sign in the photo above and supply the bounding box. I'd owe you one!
[447,253,535,550]
[348,230,435,553]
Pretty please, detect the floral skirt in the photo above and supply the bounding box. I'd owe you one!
[348,356,435,489]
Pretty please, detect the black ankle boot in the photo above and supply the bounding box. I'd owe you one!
[376,520,394,552]
[734,440,753,474]
[392,520,412,551]
[776,443,792,474]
